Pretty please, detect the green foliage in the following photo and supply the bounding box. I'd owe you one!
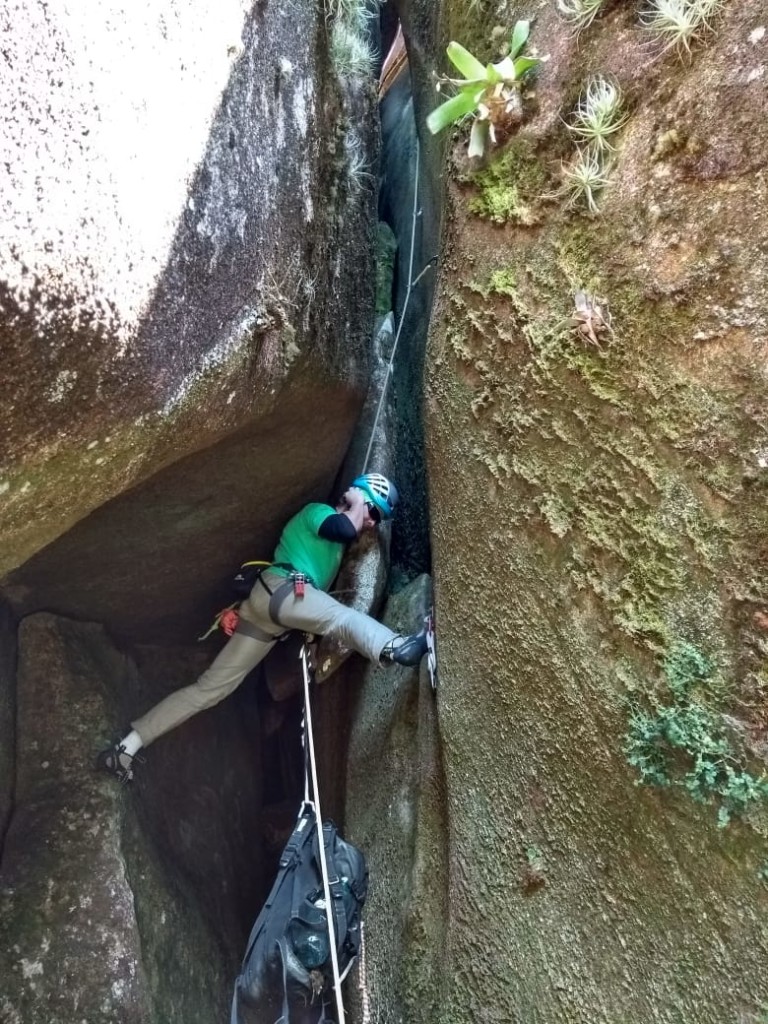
[426,22,543,158]
[624,643,768,829]
[525,844,544,867]
[663,640,712,698]
[467,141,546,224]
[488,268,517,298]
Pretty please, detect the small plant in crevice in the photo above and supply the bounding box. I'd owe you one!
[557,75,627,215]
[330,20,376,76]
[426,20,545,159]
[560,146,612,214]
[640,0,725,56]
[344,131,375,196]
[624,641,768,831]
[568,290,613,347]
[567,76,627,152]
[324,0,380,23]
[326,0,380,78]
[557,0,607,33]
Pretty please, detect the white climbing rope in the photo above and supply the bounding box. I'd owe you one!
[362,136,434,475]
[295,133,436,1024]
[300,642,346,1024]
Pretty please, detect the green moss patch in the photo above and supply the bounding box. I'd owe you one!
[467,139,548,225]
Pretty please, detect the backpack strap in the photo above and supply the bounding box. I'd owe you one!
[239,813,313,968]
[322,823,348,952]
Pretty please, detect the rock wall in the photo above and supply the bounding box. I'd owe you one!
[0,600,16,850]
[344,576,444,1024]
[0,613,264,1023]
[346,1,768,1021]
[0,0,377,579]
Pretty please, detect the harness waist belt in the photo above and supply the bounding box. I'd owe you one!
[268,563,318,588]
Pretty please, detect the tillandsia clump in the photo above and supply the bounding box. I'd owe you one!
[640,0,725,56]
[560,146,612,214]
[567,75,627,152]
[327,0,380,77]
[559,75,626,214]
[557,0,607,33]
[426,20,544,159]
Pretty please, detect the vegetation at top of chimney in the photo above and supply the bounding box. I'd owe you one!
[426,20,545,159]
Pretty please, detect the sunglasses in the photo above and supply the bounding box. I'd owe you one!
[366,502,381,525]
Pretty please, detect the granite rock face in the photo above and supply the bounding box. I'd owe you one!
[0,0,377,583]
[0,613,266,1024]
[0,600,16,863]
[0,2,382,1020]
[346,1,768,1022]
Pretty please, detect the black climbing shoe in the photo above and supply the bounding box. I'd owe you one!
[382,628,429,667]
[95,743,142,785]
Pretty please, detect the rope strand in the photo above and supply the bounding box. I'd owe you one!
[300,643,346,1023]
[362,137,433,475]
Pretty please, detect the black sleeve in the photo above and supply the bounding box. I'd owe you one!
[318,513,357,543]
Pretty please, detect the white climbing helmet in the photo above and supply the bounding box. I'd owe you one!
[351,473,399,520]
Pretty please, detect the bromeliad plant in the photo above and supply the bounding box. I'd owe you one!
[426,21,543,159]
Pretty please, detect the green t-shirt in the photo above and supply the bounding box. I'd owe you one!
[272,503,345,591]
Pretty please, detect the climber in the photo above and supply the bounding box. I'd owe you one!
[96,473,429,783]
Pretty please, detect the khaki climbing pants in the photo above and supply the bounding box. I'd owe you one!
[132,572,397,746]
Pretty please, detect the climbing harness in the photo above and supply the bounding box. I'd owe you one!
[233,560,274,598]
[197,560,273,640]
[198,561,316,641]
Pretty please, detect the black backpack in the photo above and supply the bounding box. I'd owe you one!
[231,808,368,1024]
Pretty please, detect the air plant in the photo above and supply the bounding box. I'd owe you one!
[640,0,724,55]
[325,0,380,20]
[345,132,375,195]
[556,0,607,33]
[331,19,376,76]
[567,75,627,152]
[561,147,612,214]
[426,20,543,159]
[569,290,613,346]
